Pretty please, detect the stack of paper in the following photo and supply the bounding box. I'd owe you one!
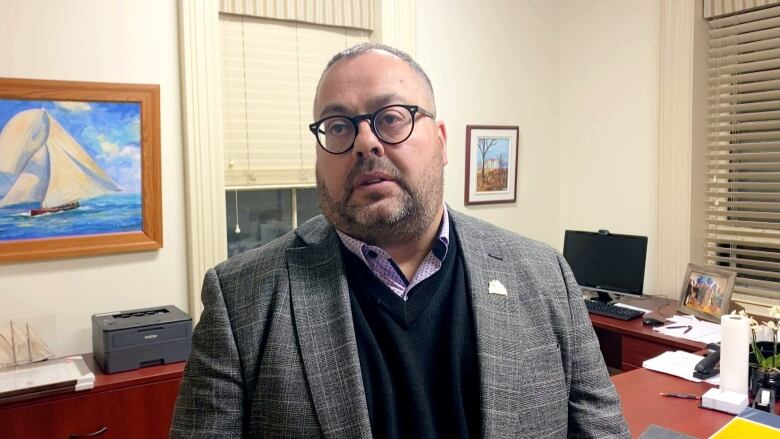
[642,350,720,384]
[653,314,722,344]
[0,355,94,405]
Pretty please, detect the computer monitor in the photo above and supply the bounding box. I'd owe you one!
[562,230,648,302]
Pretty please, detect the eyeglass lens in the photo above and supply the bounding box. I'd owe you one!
[316,106,414,153]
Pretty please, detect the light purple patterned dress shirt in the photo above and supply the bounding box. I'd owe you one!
[336,207,450,301]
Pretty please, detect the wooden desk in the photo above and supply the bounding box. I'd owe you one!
[0,354,185,439]
[590,296,705,371]
[613,367,733,438]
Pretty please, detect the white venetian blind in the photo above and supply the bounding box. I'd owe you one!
[706,5,780,300]
[219,14,369,188]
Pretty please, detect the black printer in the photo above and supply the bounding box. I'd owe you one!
[92,305,192,373]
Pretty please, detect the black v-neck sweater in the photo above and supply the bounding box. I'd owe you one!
[342,228,480,439]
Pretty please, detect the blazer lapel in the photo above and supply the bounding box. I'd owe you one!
[287,224,372,439]
[451,212,524,437]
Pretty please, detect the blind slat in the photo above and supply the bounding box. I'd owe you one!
[705,151,780,160]
[708,68,780,85]
[707,232,780,244]
[708,255,780,270]
[706,245,780,260]
[709,120,780,131]
[706,182,780,190]
[739,277,780,289]
[705,236,780,248]
[707,209,780,220]
[707,228,780,241]
[709,46,780,67]
[707,219,780,231]
[706,140,780,150]
[709,78,780,94]
[705,172,780,180]
[706,112,780,123]
[706,131,780,141]
[732,285,780,299]
[708,89,780,102]
[707,190,780,199]
[703,259,780,280]
[709,35,780,57]
[708,99,780,112]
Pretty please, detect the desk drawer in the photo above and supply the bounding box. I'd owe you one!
[0,378,180,439]
[622,336,674,371]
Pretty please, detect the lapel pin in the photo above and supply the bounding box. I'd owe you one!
[488,279,507,296]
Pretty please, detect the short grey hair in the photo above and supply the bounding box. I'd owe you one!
[316,43,436,115]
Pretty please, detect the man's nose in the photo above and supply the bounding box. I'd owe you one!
[352,120,385,159]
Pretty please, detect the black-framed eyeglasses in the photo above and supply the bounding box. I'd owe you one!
[309,104,435,154]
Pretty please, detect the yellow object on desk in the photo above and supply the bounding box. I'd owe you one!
[709,416,780,438]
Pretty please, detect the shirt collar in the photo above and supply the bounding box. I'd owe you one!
[336,205,450,264]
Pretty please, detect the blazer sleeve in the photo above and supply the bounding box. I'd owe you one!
[169,268,246,438]
[556,254,630,439]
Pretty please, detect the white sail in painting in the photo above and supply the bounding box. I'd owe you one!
[0,109,119,214]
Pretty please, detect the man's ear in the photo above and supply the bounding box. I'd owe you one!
[436,120,448,166]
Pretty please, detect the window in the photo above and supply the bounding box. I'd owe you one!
[225,187,319,257]
[706,5,780,301]
[218,14,368,256]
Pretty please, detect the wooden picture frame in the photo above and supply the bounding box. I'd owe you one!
[0,77,162,263]
[677,263,736,323]
[464,125,519,205]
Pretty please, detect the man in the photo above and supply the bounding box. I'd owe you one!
[171,43,629,438]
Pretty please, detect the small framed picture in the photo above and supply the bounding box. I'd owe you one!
[464,125,519,205]
[678,263,736,323]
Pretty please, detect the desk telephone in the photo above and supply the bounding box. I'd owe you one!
[693,343,720,380]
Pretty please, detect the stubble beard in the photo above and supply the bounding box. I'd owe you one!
[317,155,443,248]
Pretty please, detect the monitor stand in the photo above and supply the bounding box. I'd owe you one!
[587,290,615,305]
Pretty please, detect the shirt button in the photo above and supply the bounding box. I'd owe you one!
[367,250,378,258]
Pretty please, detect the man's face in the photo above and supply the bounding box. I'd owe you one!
[313,50,447,246]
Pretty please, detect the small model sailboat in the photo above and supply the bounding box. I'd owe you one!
[0,321,55,367]
[0,109,120,216]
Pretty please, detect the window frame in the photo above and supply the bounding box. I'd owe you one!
[180,0,429,322]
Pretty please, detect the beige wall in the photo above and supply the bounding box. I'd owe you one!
[0,0,669,357]
[559,0,661,294]
[0,0,188,356]
[416,0,662,299]
[415,0,563,246]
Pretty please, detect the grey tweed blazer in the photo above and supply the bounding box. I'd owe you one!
[170,210,629,438]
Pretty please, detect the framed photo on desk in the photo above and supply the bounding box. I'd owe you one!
[678,263,736,323]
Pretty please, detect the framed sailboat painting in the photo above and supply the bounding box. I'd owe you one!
[0,78,161,262]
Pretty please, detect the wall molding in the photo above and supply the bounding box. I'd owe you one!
[178,0,228,322]
[656,0,695,298]
[371,0,415,56]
